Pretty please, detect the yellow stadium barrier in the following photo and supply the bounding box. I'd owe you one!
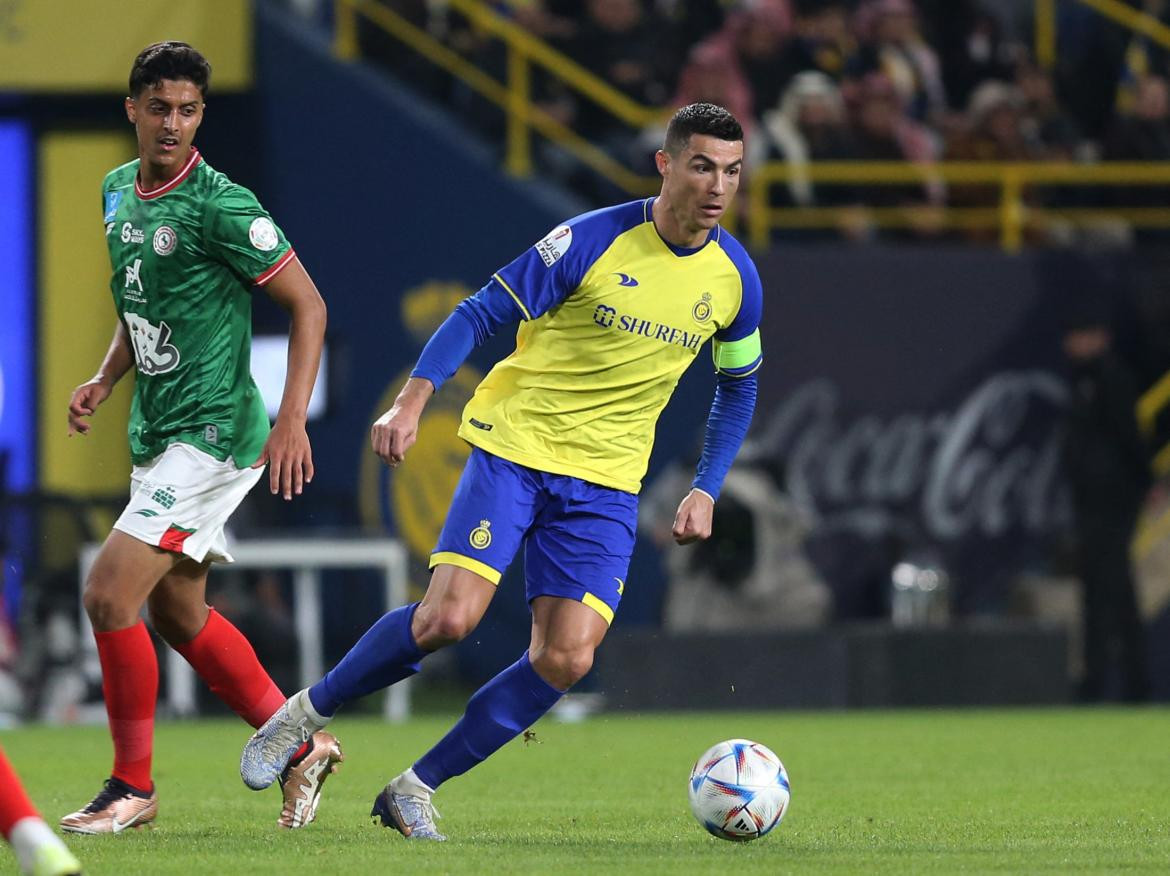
[748,161,1170,252]
[335,1,1170,252]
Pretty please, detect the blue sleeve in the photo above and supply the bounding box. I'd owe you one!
[410,281,522,391]
[494,202,645,320]
[693,371,758,500]
[714,238,763,343]
[493,224,584,319]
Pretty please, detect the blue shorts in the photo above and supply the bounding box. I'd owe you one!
[431,448,638,624]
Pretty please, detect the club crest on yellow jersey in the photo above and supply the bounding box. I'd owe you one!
[692,292,713,324]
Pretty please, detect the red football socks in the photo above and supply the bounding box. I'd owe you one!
[173,608,285,728]
[95,621,157,791]
[0,746,41,837]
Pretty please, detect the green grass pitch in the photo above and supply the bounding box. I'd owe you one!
[2,707,1167,874]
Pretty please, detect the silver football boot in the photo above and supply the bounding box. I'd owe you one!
[370,776,446,841]
[241,689,329,790]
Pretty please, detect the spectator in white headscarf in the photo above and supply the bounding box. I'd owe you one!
[762,71,856,207]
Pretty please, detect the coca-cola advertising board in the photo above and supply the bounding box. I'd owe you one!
[747,247,1096,613]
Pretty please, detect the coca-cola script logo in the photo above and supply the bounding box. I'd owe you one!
[751,371,1070,540]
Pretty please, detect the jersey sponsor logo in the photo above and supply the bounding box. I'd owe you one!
[593,304,617,328]
[249,217,279,251]
[614,272,639,287]
[469,519,492,550]
[103,191,122,222]
[124,258,144,292]
[469,417,493,432]
[124,311,181,375]
[106,222,116,236]
[592,305,704,352]
[121,222,145,245]
[150,485,177,509]
[152,225,178,256]
[534,224,572,267]
[692,292,713,324]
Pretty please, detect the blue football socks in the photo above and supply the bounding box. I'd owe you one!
[412,651,562,790]
[307,602,425,717]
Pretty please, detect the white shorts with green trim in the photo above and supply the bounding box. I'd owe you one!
[112,442,264,564]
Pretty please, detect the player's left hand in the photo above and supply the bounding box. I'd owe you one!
[253,416,314,501]
[672,489,714,545]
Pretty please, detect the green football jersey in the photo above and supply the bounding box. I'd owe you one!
[101,148,296,468]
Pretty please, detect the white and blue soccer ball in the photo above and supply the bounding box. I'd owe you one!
[688,739,790,841]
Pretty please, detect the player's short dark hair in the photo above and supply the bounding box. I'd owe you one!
[129,42,211,99]
[663,103,744,155]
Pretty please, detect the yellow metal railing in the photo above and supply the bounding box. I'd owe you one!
[333,0,663,194]
[747,161,1170,252]
[1073,0,1170,48]
[334,1,1170,251]
[1138,369,1170,477]
[1036,0,1170,69]
[1035,0,1057,69]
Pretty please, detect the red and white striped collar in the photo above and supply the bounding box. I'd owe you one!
[135,148,202,200]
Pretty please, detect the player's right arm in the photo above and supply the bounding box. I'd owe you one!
[370,281,522,467]
[371,376,434,467]
[67,322,134,436]
[372,217,597,467]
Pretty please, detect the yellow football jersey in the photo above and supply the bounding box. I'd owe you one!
[459,198,763,493]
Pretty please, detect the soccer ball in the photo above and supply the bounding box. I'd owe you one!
[688,739,790,841]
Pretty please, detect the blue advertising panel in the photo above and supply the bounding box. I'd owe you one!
[0,121,33,625]
[0,121,33,490]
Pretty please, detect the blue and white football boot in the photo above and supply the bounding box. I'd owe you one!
[241,689,330,791]
[370,771,446,841]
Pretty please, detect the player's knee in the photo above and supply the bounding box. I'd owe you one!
[412,603,477,650]
[82,578,138,632]
[530,644,594,690]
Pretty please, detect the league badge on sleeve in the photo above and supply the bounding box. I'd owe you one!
[104,191,122,223]
[534,224,572,267]
[249,217,280,251]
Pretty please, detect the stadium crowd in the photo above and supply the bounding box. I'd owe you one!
[354,0,1170,240]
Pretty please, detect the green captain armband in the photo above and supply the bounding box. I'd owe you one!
[711,329,762,376]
